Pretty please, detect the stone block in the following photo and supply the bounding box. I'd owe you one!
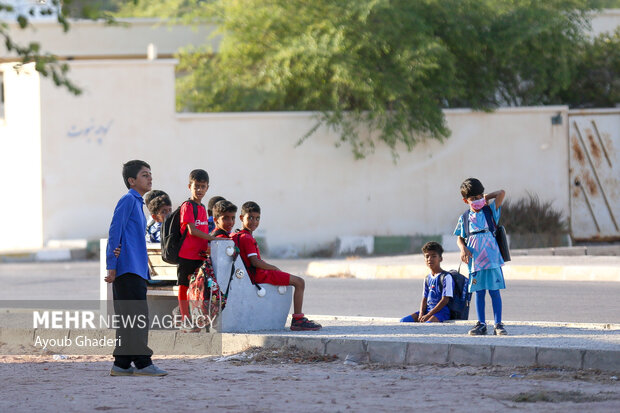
[367,340,407,365]
[286,336,327,354]
[587,245,620,256]
[149,330,177,354]
[211,240,292,333]
[583,350,620,373]
[537,347,583,369]
[449,343,492,366]
[406,342,450,365]
[174,331,223,355]
[325,338,367,359]
[493,345,536,368]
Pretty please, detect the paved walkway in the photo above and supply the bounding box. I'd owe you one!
[3,316,619,373]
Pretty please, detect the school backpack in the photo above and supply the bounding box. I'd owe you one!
[160,200,198,264]
[187,255,226,329]
[462,205,511,262]
[187,244,241,329]
[427,268,471,320]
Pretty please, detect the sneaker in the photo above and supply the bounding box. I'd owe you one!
[468,321,487,336]
[134,364,168,377]
[110,365,135,376]
[290,317,322,331]
[494,323,508,336]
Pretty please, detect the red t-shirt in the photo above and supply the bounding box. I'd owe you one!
[178,201,209,260]
[233,229,260,277]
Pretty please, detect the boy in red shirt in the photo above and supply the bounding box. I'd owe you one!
[177,169,218,331]
[210,200,237,238]
[233,201,321,331]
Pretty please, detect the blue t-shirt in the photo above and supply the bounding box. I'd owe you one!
[424,272,453,311]
[146,220,161,243]
[453,201,504,272]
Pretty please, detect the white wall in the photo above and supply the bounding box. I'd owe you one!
[1,59,571,254]
[0,63,43,250]
[34,60,571,254]
[591,9,620,36]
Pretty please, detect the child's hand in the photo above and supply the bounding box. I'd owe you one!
[113,246,121,258]
[460,248,472,264]
[419,314,431,322]
[104,269,116,283]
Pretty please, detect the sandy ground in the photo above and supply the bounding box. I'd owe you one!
[1,346,619,412]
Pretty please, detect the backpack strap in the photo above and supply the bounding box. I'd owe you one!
[438,272,447,296]
[211,228,229,237]
[481,204,497,233]
[230,231,261,291]
[461,210,470,238]
[463,205,497,238]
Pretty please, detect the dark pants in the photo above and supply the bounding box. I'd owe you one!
[177,257,203,287]
[112,273,153,369]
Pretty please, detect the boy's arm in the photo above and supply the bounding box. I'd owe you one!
[418,297,427,318]
[187,223,217,241]
[105,196,131,283]
[248,255,281,272]
[457,236,472,263]
[485,189,506,207]
[419,296,450,321]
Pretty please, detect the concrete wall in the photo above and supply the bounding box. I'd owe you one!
[0,18,217,60]
[0,63,43,250]
[0,59,571,254]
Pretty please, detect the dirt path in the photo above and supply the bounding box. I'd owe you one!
[1,347,619,412]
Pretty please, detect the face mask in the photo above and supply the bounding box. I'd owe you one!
[469,198,486,210]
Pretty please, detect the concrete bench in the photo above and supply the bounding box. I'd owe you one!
[99,239,293,332]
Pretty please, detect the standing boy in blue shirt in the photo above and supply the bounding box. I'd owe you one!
[105,160,168,376]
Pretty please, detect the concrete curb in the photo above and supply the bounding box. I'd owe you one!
[0,249,88,263]
[2,326,618,373]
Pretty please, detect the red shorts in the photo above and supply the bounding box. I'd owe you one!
[253,269,290,286]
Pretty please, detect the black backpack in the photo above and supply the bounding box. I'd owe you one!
[160,200,199,264]
[427,268,471,320]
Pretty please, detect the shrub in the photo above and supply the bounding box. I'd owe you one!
[500,193,569,248]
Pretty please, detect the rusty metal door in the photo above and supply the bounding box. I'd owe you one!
[568,109,620,241]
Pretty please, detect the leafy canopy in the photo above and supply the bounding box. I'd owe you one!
[0,0,130,95]
[171,0,597,158]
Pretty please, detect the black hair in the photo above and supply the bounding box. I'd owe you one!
[207,196,226,216]
[122,160,150,189]
[421,241,444,256]
[148,193,172,216]
[460,178,485,199]
[144,190,167,208]
[241,201,261,215]
[213,200,238,220]
[189,169,209,184]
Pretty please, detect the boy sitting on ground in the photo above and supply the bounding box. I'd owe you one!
[210,200,237,238]
[400,241,453,323]
[232,201,322,331]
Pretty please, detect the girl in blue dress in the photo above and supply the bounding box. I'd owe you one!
[454,178,507,335]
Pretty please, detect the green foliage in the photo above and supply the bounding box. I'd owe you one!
[173,0,595,158]
[556,28,620,107]
[0,0,133,95]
